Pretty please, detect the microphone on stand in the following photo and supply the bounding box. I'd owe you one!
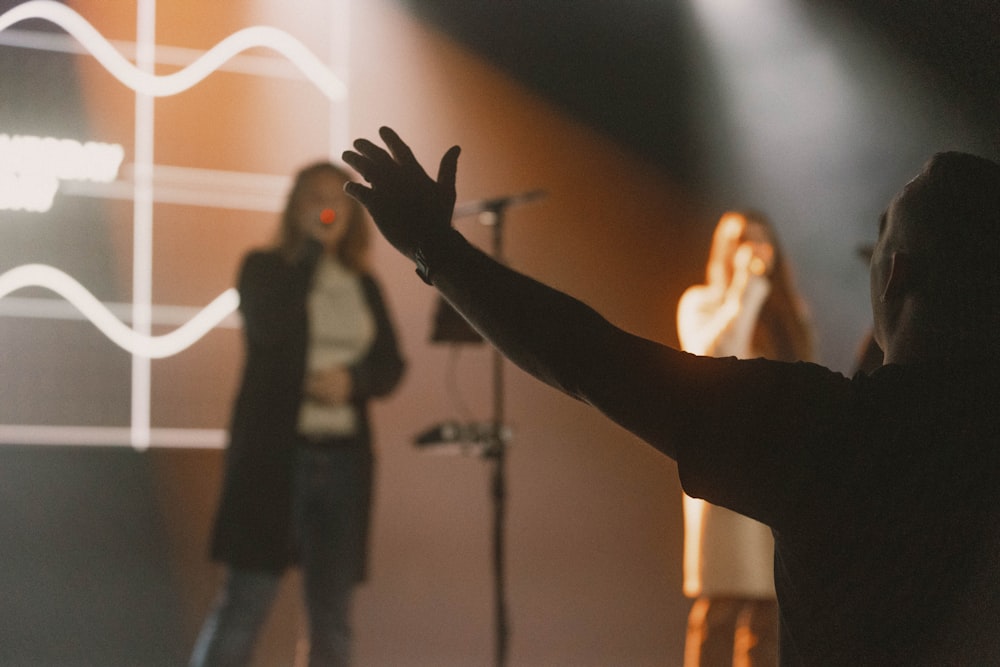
[452,189,547,221]
[414,421,464,445]
[414,420,511,457]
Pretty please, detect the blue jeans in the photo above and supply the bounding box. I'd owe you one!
[190,439,370,667]
[188,569,282,667]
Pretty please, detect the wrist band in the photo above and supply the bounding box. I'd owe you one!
[415,227,459,285]
[414,246,433,285]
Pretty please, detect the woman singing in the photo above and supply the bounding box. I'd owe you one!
[677,211,813,667]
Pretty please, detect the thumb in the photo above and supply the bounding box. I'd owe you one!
[437,145,461,191]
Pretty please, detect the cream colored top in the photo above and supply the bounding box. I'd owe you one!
[677,274,776,599]
[297,257,375,437]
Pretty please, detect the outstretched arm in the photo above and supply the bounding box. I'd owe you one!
[343,128,710,460]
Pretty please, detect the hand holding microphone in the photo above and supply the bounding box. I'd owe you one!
[734,241,774,278]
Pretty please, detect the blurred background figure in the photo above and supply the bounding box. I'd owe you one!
[190,162,405,667]
[675,211,814,667]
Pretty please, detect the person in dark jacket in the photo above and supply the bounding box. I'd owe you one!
[190,161,405,667]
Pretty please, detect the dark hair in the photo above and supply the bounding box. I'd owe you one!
[274,161,370,272]
[745,211,814,362]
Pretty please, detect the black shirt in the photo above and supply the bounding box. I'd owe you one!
[677,358,1000,665]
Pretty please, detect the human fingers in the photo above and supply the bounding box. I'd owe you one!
[733,243,754,269]
[437,145,461,191]
[342,180,372,208]
[378,126,419,167]
[753,245,775,275]
[343,138,394,182]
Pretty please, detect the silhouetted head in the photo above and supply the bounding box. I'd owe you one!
[871,151,1000,361]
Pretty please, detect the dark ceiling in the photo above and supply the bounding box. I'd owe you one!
[397,0,1000,191]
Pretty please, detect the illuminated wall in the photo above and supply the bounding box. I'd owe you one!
[0,0,350,449]
[0,1,699,664]
[0,1,354,663]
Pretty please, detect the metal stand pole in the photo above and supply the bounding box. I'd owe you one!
[422,190,545,667]
[481,205,508,667]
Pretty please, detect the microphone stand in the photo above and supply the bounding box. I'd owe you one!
[452,189,544,667]
[484,205,508,667]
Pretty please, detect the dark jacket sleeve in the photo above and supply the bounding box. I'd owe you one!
[350,275,406,400]
[237,243,319,350]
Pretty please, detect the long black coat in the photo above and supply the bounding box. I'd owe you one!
[209,247,405,573]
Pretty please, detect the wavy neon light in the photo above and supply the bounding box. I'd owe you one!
[0,264,240,359]
[0,1,347,100]
[0,0,348,448]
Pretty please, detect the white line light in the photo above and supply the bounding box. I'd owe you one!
[0,1,347,100]
[0,27,323,82]
[131,0,156,449]
[0,295,241,328]
[0,424,227,448]
[0,0,348,449]
[57,165,290,212]
[0,264,240,358]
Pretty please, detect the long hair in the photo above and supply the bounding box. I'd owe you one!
[274,161,370,273]
[709,210,815,362]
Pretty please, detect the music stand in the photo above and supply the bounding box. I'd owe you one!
[430,296,482,344]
